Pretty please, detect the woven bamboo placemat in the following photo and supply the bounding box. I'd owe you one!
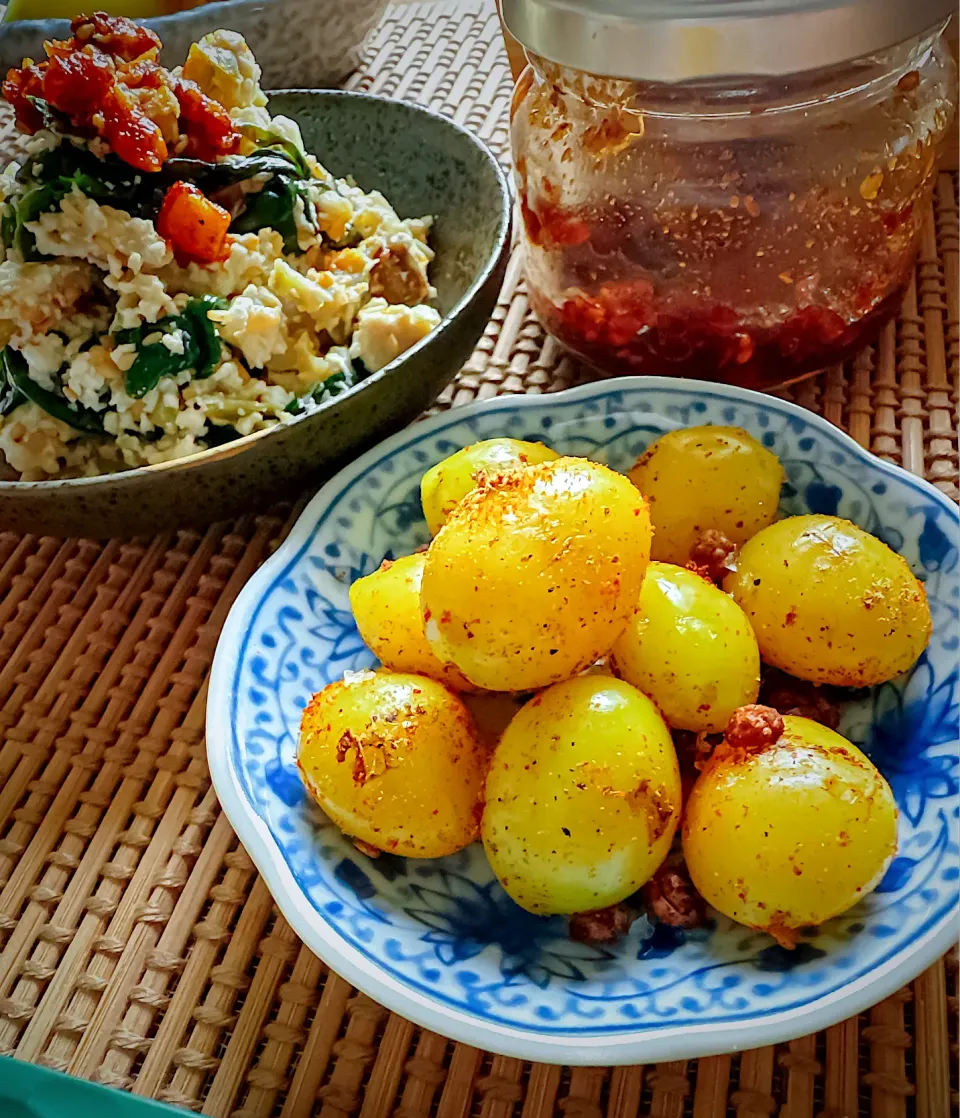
[0,1,956,1114]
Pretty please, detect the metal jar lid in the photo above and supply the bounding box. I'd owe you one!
[499,0,954,82]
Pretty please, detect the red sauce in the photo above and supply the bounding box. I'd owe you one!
[175,77,241,162]
[522,195,912,389]
[1,13,241,173]
[100,89,167,173]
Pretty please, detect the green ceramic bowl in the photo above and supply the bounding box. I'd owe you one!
[0,91,511,538]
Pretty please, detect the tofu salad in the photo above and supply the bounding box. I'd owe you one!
[0,14,440,479]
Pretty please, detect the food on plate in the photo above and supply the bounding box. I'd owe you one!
[641,857,708,929]
[295,424,926,946]
[420,436,559,535]
[421,456,652,691]
[0,16,440,479]
[297,670,486,858]
[725,514,932,687]
[682,706,898,946]
[628,425,783,564]
[349,553,475,692]
[567,902,635,944]
[611,562,760,733]
[481,675,681,914]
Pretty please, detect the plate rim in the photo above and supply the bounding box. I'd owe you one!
[206,374,960,1065]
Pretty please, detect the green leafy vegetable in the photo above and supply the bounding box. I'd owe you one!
[230,174,312,254]
[0,346,22,416]
[223,134,318,252]
[284,366,356,416]
[238,126,313,179]
[3,144,156,258]
[113,294,226,398]
[0,346,104,434]
[317,369,352,400]
[180,295,226,378]
[4,178,66,260]
[164,148,312,200]
[1,134,323,260]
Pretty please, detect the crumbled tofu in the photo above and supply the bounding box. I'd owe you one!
[208,285,287,369]
[312,189,354,243]
[349,298,441,372]
[161,329,186,356]
[268,259,362,337]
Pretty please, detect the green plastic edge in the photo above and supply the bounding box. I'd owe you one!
[0,1056,184,1116]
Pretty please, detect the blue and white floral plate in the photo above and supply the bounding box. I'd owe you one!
[207,377,959,1065]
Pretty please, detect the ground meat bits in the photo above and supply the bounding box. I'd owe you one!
[643,861,706,929]
[687,528,737,584]
[369,242,431,306]
[569,903,634,944]
[724,704,785,753]
[759,666,842,730]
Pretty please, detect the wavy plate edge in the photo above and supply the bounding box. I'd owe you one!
[206,374,960,1065]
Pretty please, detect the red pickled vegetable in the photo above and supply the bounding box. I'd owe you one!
[1,13,240,171]
[70,13,161,62]
[101,87,167,173]
[157,181,232,263]
[175,78,241,161]
[42,49,114,118]
[1,62,45,132]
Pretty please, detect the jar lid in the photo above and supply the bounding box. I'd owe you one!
[500,0,952,82]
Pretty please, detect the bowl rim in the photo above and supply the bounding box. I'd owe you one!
[0,88,511,493]
[205,374,960,1065]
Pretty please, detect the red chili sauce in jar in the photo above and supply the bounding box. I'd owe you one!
[509,31,956,389]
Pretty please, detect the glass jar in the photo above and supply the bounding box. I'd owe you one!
[505,1,957,388]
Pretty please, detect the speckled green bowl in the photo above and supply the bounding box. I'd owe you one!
[0,91,511,539]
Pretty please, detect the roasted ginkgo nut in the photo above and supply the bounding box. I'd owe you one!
[297,670,487,858]
[482,675,681,915]
[611,562,760,732]
[725,514,932,687]
[628,425,783,565]
[682,712,898,944]
[421,456,652,692]
[349,553,474,691]
[420,438,560,535]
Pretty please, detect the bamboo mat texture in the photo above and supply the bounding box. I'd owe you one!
[0,1,957,1114]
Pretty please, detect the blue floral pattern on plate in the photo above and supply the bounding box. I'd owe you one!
[208,377,959,1064]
